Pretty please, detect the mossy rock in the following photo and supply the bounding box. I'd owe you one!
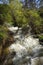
[38,35,43,41]
[3,47,10,55]
[38,34,43,45]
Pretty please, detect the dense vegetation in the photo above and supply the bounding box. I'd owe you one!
[0,1,43,35]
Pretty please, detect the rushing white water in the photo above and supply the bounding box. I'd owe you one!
[9,36,39,55]
[3,26,43,65]
[31,57,43,65]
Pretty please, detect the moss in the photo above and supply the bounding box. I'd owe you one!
[38,35,43,44]
[3,47,9,55]
[38,35,43,40]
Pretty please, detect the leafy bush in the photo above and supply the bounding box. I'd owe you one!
[0,4,13,25]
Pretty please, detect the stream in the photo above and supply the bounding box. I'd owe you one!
[3,26,43,65]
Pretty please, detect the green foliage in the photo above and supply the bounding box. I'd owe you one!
[0,26,7,36]
[25,9,43,34]
[0,25,9,46]
[0,0,43,36]
[0,4,12,25]
[9,0,27,27]
[0,25,8,40]
[38,34,43,41]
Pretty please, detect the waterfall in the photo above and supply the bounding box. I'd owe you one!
[3,26,43,65]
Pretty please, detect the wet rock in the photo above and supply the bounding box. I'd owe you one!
[31,57,40,65]
[8,27,18,33]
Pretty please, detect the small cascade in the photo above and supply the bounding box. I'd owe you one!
[3,26,43,65]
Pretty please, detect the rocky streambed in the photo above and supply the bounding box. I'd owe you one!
[2,26,43,65]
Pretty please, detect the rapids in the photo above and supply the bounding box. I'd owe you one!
[3,26,43,65]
